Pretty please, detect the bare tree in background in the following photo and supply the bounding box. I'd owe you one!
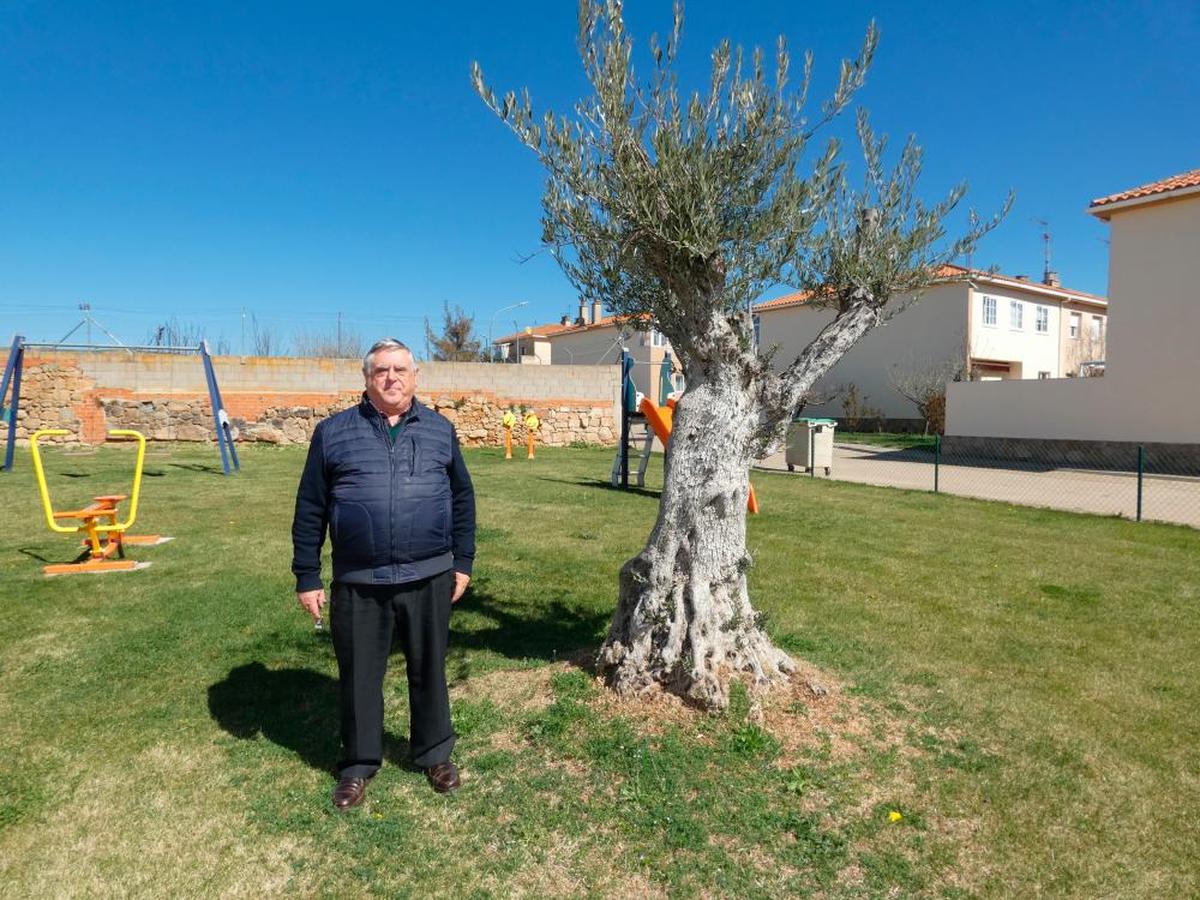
[250,313,278,356]
[292,328,364,359]
[474,1,1007,707]
[888,357,965,435]
[424,302,486,362]
[147,318,230,354]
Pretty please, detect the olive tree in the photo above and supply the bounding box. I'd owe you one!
[473,1,1005,707]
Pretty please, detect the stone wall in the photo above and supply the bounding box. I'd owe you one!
[3,351,621,448]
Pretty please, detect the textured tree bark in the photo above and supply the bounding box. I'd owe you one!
[597,370,795,708]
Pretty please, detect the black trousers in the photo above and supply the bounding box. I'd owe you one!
[330,571,455,777]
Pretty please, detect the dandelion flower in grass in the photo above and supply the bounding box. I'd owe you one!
[888,810,903,823]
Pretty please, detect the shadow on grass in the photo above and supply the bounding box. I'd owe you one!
[448,586,609,679]
[168,462,223,474]
[534,473,662,500]
[207,662,411,774]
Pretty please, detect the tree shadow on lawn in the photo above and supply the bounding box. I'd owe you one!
[207,662,411,774]
[448,584,610,681]
[532,473,662,500]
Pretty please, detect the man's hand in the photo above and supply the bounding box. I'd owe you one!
[451,572,471,604]
[297,589,327,621]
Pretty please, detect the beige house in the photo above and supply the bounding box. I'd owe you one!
[946,167,1200,445]
[494,299,681,402]
[753,265,1108,424]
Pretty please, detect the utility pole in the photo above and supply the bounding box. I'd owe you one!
[81,303,91,345]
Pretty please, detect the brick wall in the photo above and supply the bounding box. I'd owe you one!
[3,351,621,448]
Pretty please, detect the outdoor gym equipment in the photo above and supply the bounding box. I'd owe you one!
[524,411,540,459]
[30,428,170,575]
[611,350,759,512]
[501,410,516,459]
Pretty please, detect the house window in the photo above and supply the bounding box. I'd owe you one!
[1009,300,1023,330]
[649,330,666,347]
[1035,306,1049,333]
[982,296,997,327]
[1069,312,1080,338]
[1038,371,1051,379]
[1090,316,1103,341]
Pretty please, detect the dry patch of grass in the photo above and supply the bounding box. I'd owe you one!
[0,743,323,897]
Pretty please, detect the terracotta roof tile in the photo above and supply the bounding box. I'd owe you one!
[494,313,625,345]
[1090,168,1200,212]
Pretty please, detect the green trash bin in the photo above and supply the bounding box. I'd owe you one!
[786,418,837,474]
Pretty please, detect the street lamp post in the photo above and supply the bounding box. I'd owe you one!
[489,301,529,362]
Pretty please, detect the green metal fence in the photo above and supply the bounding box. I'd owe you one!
[762,432,1200,529]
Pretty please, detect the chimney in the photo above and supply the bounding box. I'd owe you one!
[560,315,571,326]
[591,300,603,325]
[1043,270,1061,288]
[578,300,590,325]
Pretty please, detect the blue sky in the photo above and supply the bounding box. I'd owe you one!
[2,1,1197,355]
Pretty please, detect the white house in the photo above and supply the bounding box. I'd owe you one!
[946,167,1200,447]
[753,265,1108,425]
[494,300,681,403]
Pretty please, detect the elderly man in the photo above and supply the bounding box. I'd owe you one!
[292,338,475,809]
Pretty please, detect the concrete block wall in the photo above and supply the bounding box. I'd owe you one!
[2,351,621,448]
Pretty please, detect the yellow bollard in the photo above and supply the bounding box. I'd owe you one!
[501,410,516,459]
[524,411,540,459]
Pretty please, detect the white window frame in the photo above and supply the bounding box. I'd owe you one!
[1069,312,1081,339]
[1009,300,1024,331]
[1035,306,1049,334]
[1090,316,1103,341]
[982,295,997,327]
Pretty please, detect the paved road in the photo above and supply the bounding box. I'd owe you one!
[755,442,1200,529]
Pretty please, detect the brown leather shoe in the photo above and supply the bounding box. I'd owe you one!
[331,776,368,810]
[424,762,460,793]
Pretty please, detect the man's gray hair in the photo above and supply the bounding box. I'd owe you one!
[362,338,417,376]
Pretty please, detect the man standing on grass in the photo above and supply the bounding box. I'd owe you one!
[292,338,475,810]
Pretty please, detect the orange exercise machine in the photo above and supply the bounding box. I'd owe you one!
[30,428,170,575]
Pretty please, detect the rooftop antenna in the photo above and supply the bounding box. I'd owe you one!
[1032,217,1053,283]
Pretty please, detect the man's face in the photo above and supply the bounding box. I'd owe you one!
[365,347,417,414]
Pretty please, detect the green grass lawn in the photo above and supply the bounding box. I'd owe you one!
[1,443,1197,897]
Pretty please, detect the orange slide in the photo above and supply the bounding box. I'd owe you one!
[638,397,759,514]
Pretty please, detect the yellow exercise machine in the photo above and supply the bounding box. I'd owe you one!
[30,428,169,576]
[523,411,540,459]
[501,410,516,459]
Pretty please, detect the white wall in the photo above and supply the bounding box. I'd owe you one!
[756,283,968,419]
[948,192,1200,443]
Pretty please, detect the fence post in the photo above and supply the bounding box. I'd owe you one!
[809,426,815,478]
[934,434,941,494]
[1136,445,1144,522]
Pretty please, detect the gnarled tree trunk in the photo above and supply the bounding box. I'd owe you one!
[597,368,794,708]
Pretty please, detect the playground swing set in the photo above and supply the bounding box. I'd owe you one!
[0,333,240,476]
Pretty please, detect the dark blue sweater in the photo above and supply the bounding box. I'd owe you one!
[291,396,476,592]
